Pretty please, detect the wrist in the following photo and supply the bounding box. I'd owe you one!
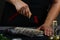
[44,20,53,26]
[10,0,23,11]
[9,0,22,7]
[43,23,51,27]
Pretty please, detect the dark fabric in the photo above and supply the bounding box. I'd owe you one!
[1,2,17,26]
[0,0,6,24]
[1,0,53,27]
[22,0,53,27]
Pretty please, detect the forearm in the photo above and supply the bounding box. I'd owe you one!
[9,0,22,4]
[7,0,30,11]
[44,2,60,26]
[7,0,22,3]
[6,0,22,10]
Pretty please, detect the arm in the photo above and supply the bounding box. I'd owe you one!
[44,0,60,26]
[38,0,60,36]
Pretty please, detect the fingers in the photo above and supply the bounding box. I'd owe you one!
[22,7,26,15]
[24,6,32,18]
[25,6,29,17]
[15,1,32,18]
[38,25,53,36]
[37,27,41,30]
[26,6,32,18]
[22,7,29,17]
[21,7,24,14]
[19,6,32,18]
[45,29,50,36]
[18,7,23,14]
[19,7,27,16]
[44,27,53,36]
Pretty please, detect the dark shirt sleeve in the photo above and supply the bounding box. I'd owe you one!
[0,0,6,23]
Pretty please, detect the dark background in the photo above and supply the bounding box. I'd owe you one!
[1,0,53,26]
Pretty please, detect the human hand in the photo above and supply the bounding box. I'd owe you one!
[37,24,53,36]
[15,1,32,18]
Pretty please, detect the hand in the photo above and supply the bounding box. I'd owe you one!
[14,1,32,18]
[37,24,53,36]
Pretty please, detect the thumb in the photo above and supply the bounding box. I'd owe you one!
[37,26,44,30]
[37,26,41,30]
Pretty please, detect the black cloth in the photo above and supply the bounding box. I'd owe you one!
[0,0,6,23]
[22,0,53,26]
[1,0,53,27]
